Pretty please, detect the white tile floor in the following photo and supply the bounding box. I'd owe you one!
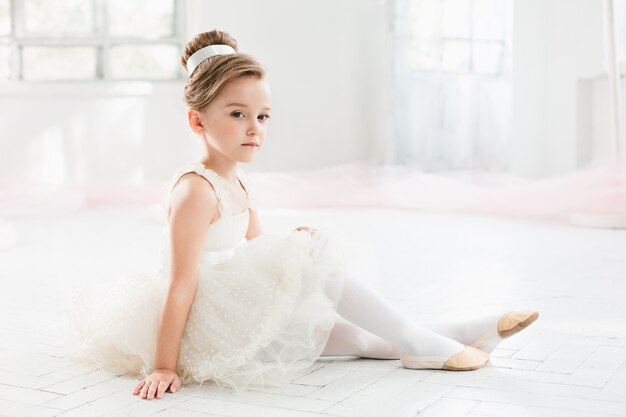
[1,206,625,417]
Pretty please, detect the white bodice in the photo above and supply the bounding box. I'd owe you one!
[160,162,256,271]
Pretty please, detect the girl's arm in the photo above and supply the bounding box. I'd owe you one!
[246,208,263,240]
[133,173,217,400]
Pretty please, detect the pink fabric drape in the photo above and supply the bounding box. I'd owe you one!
[1,160,624,223]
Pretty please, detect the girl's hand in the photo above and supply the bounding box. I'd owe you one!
[132,369,181,400]
[295,226,318,236]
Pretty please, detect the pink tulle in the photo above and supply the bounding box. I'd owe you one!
[1,160,625,223]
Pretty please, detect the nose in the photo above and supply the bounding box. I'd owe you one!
[247,119,263,137]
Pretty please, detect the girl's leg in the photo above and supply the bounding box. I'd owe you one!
[335,273,465,358]
[321,321,401,359]
[427,314,505,354]
[322,313,530,358]
[322,314,514,358]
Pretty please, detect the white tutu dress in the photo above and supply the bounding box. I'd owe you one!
[63,162,350,395]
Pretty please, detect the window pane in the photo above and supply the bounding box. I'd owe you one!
[442,0,471,38]
[0,0,10,36]
[473,42,502,74]
[408,0,443,71]
[108,0,175,38]
[24,0,94,35]
[442,39,470,72]
[409,37,442,71]
[409,0,442,39]
[109,44,179,79]
[473,0,505,41]
[0,45,10,78]
[22,46,97,80]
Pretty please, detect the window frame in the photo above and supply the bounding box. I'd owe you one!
[1,0,187,83]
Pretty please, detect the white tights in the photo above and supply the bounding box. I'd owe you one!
[322,273,503,359]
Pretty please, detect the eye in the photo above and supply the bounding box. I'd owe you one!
[232,111,245,118]
[258,114,271,121]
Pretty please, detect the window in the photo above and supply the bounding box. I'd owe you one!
[407,0,511,75]
[394,0,513,171]
[0,0,185,82]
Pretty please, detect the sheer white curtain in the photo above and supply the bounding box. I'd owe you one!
[393,0,513,172]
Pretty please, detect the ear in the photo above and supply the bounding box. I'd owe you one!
[187,109,205,135]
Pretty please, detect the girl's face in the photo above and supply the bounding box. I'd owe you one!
[191,76,271,164]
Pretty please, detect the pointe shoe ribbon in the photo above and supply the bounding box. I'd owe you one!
[471,310,540,351]
[400,346,489,371]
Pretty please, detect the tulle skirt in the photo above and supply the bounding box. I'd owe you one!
[62,230,349,396]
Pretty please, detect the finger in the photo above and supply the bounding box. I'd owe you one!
[156,381,168,399]
[132,380,145,395]
[147,380,159,400]
[170,377,181,393]
[140,381,151,399]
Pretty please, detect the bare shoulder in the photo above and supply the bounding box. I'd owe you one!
[168,172,218,225]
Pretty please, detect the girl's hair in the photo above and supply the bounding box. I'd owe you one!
[180,29,265,110]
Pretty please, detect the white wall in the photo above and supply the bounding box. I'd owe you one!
[0,83,193,184]
[578,75,626,165]
[0,0,390,184]
[511,0,605,178]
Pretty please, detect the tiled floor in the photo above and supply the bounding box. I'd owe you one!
[1,206,625,417]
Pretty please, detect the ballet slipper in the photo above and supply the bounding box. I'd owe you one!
[470,310,540,352]
[400,345,489,371]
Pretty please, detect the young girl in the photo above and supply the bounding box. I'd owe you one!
[65,29,539,401]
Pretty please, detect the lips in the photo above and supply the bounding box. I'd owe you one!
[242,143,259,147]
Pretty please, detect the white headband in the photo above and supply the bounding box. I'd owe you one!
[187,44,236,76]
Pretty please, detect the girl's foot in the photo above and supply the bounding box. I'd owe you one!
[470,310,540,353]
[400,345,489,371]
[426,310,540,354]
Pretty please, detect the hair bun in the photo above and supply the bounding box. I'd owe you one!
[180,30,238,71]
[181,30,266,111]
